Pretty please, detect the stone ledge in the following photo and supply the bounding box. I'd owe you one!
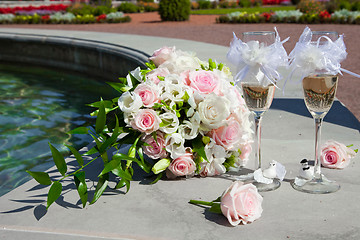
[0,32,149,81]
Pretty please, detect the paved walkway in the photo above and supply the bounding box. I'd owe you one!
[1,12,359,120]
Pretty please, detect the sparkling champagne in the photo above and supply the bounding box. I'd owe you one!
[302,75,338,118]
[241,83,275,113]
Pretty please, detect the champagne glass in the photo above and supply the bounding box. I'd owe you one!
[291,31,341,194]
[240,31,280,192]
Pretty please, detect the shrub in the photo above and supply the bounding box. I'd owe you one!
[92,5,116,16]
[239,0,251,8]
[297,0,325,14]
[291,0,301,5]
[158,0,191,21]
[338,0,351,10]
[251,0,262,7]
[67,4,93,16]
[351,1,360,11]
[117,2,140,13]
[324,0,338,14]
[197,0,212,9]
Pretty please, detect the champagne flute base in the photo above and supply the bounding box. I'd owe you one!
[291,175,340,194]
[253,179,281,192]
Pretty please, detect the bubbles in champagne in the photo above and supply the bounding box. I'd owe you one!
[302,75,338,118]
[241,83,275,115]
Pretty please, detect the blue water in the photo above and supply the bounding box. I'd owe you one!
[0,64,118,196]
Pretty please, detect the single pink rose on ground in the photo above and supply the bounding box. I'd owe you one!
[187,70,221,95]
[130,109,161,134]
[220,181,263,226]
[166,152,196,179]
[146,67,170,85]
[149,46,175,67]
[142,132,168,160]
[134,83,160,107]
[211,119,243,151]
[320,140,356,169]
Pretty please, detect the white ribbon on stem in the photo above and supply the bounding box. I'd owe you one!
[227,27,289,87]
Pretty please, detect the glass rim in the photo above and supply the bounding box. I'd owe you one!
[242,31,275,36]
[312,31,338,36]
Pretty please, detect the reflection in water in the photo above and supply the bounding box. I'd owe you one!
[0,65,118,196]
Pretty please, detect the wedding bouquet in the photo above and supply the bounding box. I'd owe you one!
[27,47,253,209]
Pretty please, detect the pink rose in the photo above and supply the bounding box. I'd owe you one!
[239,143,252,162]
[149,46,175,67]
[211,119,243,151]
[187,70,221,95]
[142,132,168,160]
[166,152,196,178]
[130,109,161,134]
[146,67,170,85]
[221,181,263,226]
[320,140,356,169]
[134,83,160,107]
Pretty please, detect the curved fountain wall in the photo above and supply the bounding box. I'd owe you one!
[0,32,149,81]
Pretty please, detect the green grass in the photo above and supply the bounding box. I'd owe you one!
[191,6,296,15]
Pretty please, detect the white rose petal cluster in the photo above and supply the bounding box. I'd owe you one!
[117,46,253,179]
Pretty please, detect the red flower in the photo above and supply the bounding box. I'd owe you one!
[41,15,50,20]
[319,10,331,19]
[261,12,274,21]
[96,14,107,22]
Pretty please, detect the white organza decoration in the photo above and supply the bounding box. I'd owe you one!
[288,26,348,82]
[227,27,289,86]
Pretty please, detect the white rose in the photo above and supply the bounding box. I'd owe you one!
[118,91,142,114]
[178,119,199,140]
[126,67,142,88]
[165,133,186,159]
[198,94,230,130]
[159,112,179,134]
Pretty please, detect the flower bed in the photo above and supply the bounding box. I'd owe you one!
[0,11,130,24]
[217,9,360,24]
[0,4,69,14]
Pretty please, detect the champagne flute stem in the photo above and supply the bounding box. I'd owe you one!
[254,114,262,170]
[314,117,323,179]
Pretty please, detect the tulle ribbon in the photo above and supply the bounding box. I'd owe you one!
[227,27,289,87]
[287,26,360,83]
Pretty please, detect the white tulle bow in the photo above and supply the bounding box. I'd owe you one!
[288,26,348,82]
[227,27,289,87]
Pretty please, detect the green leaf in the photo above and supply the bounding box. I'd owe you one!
[95,99,106,134]
[85,146,98,155]
[26,171,52,185]
[48,143,67,176]
[90,176,108,205]
[150,172,163,185]
[115,179,130,193]
[107,82,131,93]
[98,159,121,177]
[113,153,151,173]
[65,144,84,166]
[86,100,113,108]
[355,149,358,153]
[68,126,89,135]
[47,182,62,209]
[111,165,133,181]
[209,202,222,214]
[152,158,171,174]
[128,136,140,158]
[74,172,88,208]
[192,136,208,162]
[98,117,122,154]
[217,63,224,71]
